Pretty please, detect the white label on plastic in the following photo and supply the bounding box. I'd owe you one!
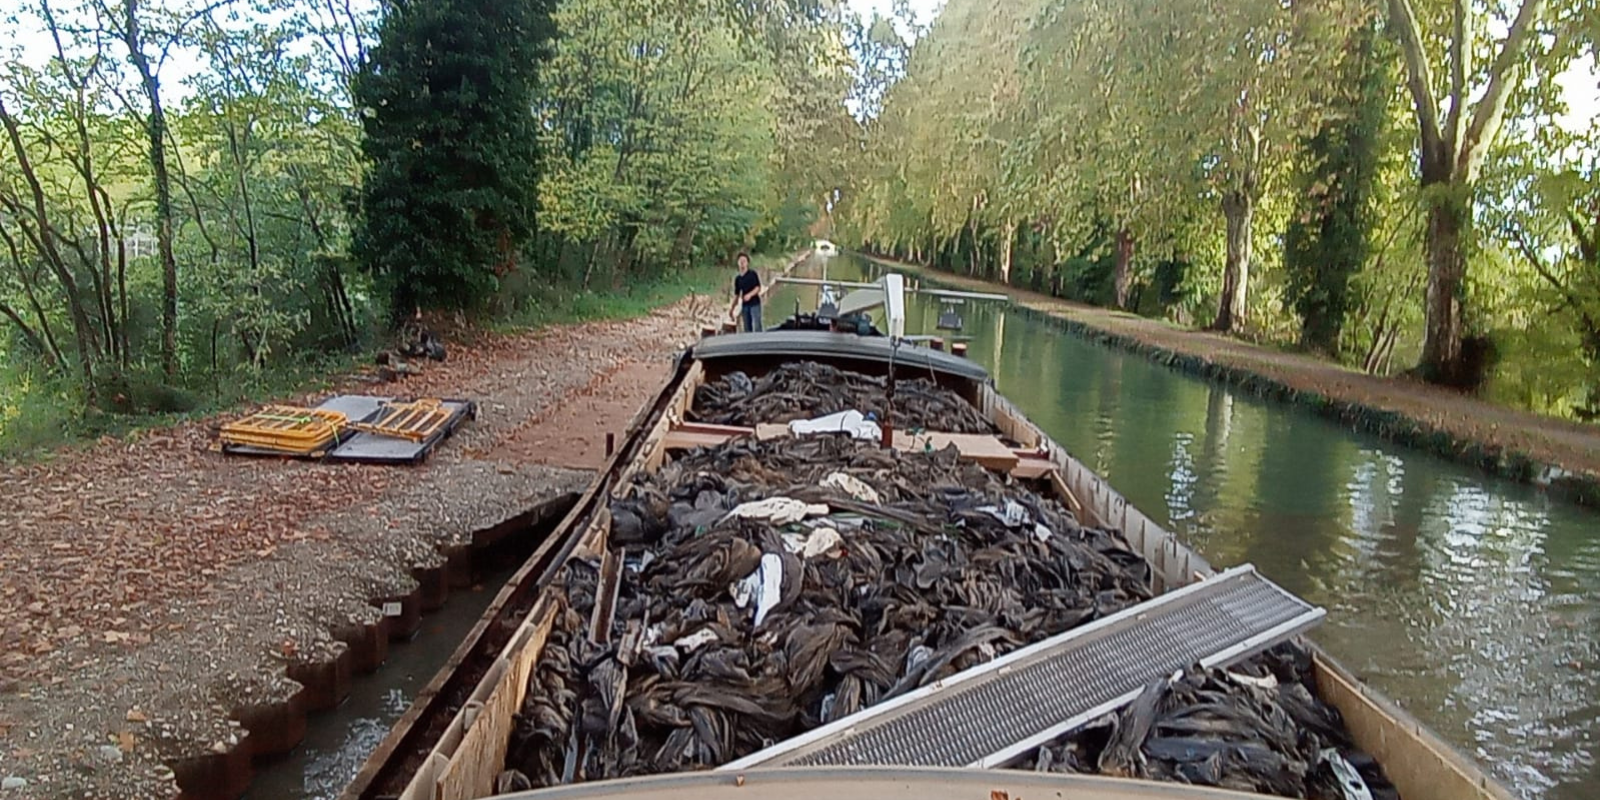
[382,602,403,617]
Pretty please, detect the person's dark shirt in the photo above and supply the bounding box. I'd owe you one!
[734,270,761,307]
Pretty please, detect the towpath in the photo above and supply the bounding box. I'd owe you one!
[0,293,724,798]
[872,255,1600,502]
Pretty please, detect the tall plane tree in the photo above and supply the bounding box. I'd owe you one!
[354,0,556,316]
[1386,0,1548,385]
[1285,20,1390,355]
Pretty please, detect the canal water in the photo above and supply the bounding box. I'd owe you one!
[768,253,1600,800]
[250,575,509,799]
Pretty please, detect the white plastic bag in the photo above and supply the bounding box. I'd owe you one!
[821,472,882,504]
[782,527,844,559]
[789,410,882,441]
[725,497,829,525]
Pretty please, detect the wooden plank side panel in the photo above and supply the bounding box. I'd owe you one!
[662,429,745,450]
[572,508,612,562]
[509,605,559,714]
[635,362,703,476]
[435,663,516,800]
[1046,469,1086,520]
[1312,649,1513,800]
[1010,455,1055,480]
[895,432,1018,472]
[984,386,1041,448]
[431,603,559,800]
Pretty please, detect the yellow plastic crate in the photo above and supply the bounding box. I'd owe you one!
[348,398,452,443]
[220,405,349,455]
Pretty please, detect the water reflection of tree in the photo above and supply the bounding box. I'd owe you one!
[1240,414,1358,600]
[1381,460,1438,583]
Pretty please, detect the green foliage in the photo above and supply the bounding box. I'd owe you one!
[1284,23,1390,356]
[835,0,1597,420]
[353,0,557,315]
[0,365,76,456]
[1,0,834,455]
[97,370,200,415]
[502,258,753,331]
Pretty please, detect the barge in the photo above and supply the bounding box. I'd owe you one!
[338,274,1512,800]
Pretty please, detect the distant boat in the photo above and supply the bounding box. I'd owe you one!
[814,239,838,256]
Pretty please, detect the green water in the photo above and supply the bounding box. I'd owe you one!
[768,254,1600,800]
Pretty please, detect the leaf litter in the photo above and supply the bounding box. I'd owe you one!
[0,298,717,797]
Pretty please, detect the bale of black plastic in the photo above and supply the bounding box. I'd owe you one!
[504,435,1152,785]
[691,362,994,434]
[1028,642,1401,800]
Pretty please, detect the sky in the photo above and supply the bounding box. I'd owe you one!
[844,0,944,39]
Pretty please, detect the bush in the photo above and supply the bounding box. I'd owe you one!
[97,371,201,415]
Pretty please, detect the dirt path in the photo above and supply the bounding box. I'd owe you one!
[876,256,1600,502]
[0,297,721,798]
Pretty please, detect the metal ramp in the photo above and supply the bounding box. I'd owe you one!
[722,565,1323,771]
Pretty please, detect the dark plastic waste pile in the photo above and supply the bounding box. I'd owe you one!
[500,433,1151,789]
[690,362,994,434]
[1029,642,1400,800]
[497,360,1394,800]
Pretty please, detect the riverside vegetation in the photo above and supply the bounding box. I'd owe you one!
[834,0,1600,422]
[0,0,854,454]
[5,0,1599,455]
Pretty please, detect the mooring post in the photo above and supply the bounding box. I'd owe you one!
[605,432,615,457]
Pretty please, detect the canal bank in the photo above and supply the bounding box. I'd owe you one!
[859,253,1600,508]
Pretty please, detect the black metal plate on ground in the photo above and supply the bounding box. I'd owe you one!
[220,396,476,465]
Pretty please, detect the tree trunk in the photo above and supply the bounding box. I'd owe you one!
[1113,227,1134,309]
[670,214,699,267]
[1386,0,1546,384]
[124,0,178,378]
[1418,191,1469,383]
[999,221,1015,285]
[1211,191,1252,332]
[0,98,100,398]
[0,300,54,369]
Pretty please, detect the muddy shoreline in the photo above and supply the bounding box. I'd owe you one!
[862,254,1600,508]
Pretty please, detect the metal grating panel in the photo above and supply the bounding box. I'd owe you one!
[722,565,1322,771]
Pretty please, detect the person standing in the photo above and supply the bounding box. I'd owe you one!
[729,252,763,332]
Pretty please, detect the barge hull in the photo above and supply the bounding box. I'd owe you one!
[346,332,1513,800]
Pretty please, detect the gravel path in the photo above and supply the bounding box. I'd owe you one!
[875,256,1600,498]
[0,295,721,798]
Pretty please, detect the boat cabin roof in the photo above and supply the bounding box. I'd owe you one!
[692,331,989,383]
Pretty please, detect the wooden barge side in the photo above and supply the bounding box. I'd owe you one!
[343,333,1513,800]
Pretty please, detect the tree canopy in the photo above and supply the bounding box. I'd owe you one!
[4,0,1599,441]
[0,0,848,440]
[837,0,1600,415]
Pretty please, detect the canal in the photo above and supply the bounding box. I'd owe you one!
[767,252,1600,800]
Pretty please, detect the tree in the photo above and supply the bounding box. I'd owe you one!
[1285,21,1390,355]
[1385,0,1551,385]
[353,0,557,316]
[1489,124,1600,417]
[88,0,185,378]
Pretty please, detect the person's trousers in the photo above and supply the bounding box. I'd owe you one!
[741,303,763,332]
